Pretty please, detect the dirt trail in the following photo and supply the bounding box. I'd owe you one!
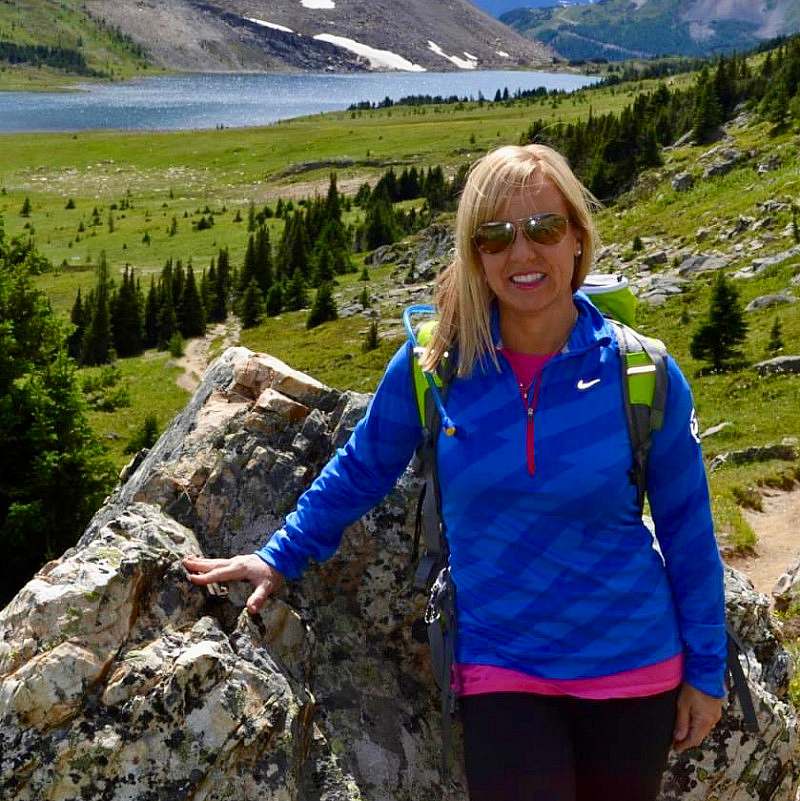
[175,319,241,393]
[728,489,800,600]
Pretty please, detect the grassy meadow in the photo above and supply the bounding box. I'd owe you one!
[1,65,798,554]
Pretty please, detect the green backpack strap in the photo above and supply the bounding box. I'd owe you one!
[609,319,668,514]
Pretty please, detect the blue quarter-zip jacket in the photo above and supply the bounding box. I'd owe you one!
[256,293,728,698]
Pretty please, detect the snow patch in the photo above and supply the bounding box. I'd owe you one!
[245,17,294,33]
[463,51,478,61]
[496,50,510,58]
[301,0,335,8]
[427,41,477,70]
[313,34,426,71]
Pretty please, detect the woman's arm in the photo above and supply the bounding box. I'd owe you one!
[255,342,424,579]
[646,355,727,700]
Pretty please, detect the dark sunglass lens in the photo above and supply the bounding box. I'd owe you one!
[524,214,567,245]
[475,222,515,254]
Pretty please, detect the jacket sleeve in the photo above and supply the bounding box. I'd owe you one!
[646,355,727,698]
[255,342,423,579]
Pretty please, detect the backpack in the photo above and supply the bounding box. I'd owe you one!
[403,274,758,775]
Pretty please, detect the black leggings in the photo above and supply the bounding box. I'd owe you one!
[460,689,679,801]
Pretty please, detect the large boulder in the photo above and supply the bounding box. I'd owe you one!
[755,356,800,376]
[1,347,798,801]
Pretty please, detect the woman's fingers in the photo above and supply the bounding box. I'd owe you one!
[183,556,247,584]
[673,683,722,752]
[246,581,273,614]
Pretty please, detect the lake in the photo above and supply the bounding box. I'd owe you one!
[0,71,597,133]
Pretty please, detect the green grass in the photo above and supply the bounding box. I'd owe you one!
[81,351,188,470]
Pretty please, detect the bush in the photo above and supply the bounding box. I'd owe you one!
[124,413,159,454]
[169,332,185,358]
[81,364,131,411]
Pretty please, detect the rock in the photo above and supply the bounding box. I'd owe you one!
[672,131,694,148]
[752,216,775,231]
[696,227,710,243]
[671,172,694,191]
[733,245,800,279]
[758,200,791,214]
[709,438,799,471]
[1,348,798,801]
[677,253,730,276]
[644,250,669,267]
[745,293,796,312]
[700,421,732,439]
[774,560,800,612]
[757,154,781,174]
[754,356,800,376]
[792,273,800,286]
[703,149,745,179]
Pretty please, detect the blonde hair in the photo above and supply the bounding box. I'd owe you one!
[420,144,600,376]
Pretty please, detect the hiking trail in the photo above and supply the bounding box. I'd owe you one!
[175,318,241,393]
[728,488,800,601]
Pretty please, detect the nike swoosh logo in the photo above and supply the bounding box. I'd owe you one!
[577,378,601,390]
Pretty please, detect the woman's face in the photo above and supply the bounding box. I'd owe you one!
[477,178,582,325]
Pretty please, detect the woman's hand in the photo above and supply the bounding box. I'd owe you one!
[672,682,723,753]
[182,554,284,615]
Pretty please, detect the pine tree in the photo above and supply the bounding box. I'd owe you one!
[313,247,334,285]
[240,278,265,328]
[767,317,784,354]
[253,225,273,294]
[111,266,143,357]
[144,277,159,349]
[0,221,114,605]
[265,283,283,316]
[239,234,257,293]
[306,282,338,329]
[213,247,231,322]
[690,272,748,372]
[362,186,398,250]
[283,271,308,311]
[156,276,178,351]
[358,285,370,308]
[108,210,115,233]
[692,69,723,144]
[81,252,114,366]
[793,205,800,244]
[180,265,206,338]
[362,320,379,351]
[360,266,370,281]
[247,201,256,232]
[20,196,31,217]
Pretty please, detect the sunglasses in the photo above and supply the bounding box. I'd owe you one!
[473,213,569,255]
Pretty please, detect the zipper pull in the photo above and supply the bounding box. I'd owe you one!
[527,407,534,417]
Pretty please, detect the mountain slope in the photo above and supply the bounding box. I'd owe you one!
[72,0,554,73]
[502,0,800,61]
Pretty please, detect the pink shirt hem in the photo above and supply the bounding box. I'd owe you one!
[453,654,684,699]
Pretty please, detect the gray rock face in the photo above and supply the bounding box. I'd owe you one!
[1,348,798,801]
[754,356,800,376]
[733,245,800,280]
[709,439,799,472]
[672,172,695,191]
[745,293,797,312]
[702,148,746,179]
[677,253,730,276]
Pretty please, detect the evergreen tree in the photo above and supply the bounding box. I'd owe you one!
[81,252,114,366]
[143,276,159,349]
[19,196,31,217]
[156,275,178,351]
[240,278,265,328]
[306,282,338,329]
[212,247,231,322]
[247,201,256,232]
[283,271,308,311]
[362,320,379,351]
[767,317,784,354]
[253,225,273,294]
[313,247,334,285]
[692,68,723,144]
[67,289,85,359]
[239,234,257,293]
[180,265,206,338]
[689,272,748,372]
[265,283,283,316]
[358,285,370,308]
[0,217,113,604]
[362,186,398,250]
[111,266,143,357]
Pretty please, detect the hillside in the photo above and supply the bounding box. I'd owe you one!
[502,0,800,61]
[472,0,592,17]
[0,0,554,80]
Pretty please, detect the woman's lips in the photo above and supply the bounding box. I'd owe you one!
[510,272,545,288]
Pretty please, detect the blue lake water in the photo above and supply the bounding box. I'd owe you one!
[0,71,597,132]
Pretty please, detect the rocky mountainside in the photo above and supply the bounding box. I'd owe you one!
[502,0,800,61]
[0,344,798,800]
[472,0,592,18]
[80,0,553,73]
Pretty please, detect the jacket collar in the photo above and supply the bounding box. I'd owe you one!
[490,291,613,355]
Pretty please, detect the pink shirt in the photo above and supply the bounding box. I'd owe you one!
[450,347,684,699]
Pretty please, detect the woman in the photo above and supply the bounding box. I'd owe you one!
[184,144,726,801]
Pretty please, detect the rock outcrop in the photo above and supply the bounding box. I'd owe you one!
[1,348,798,800]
